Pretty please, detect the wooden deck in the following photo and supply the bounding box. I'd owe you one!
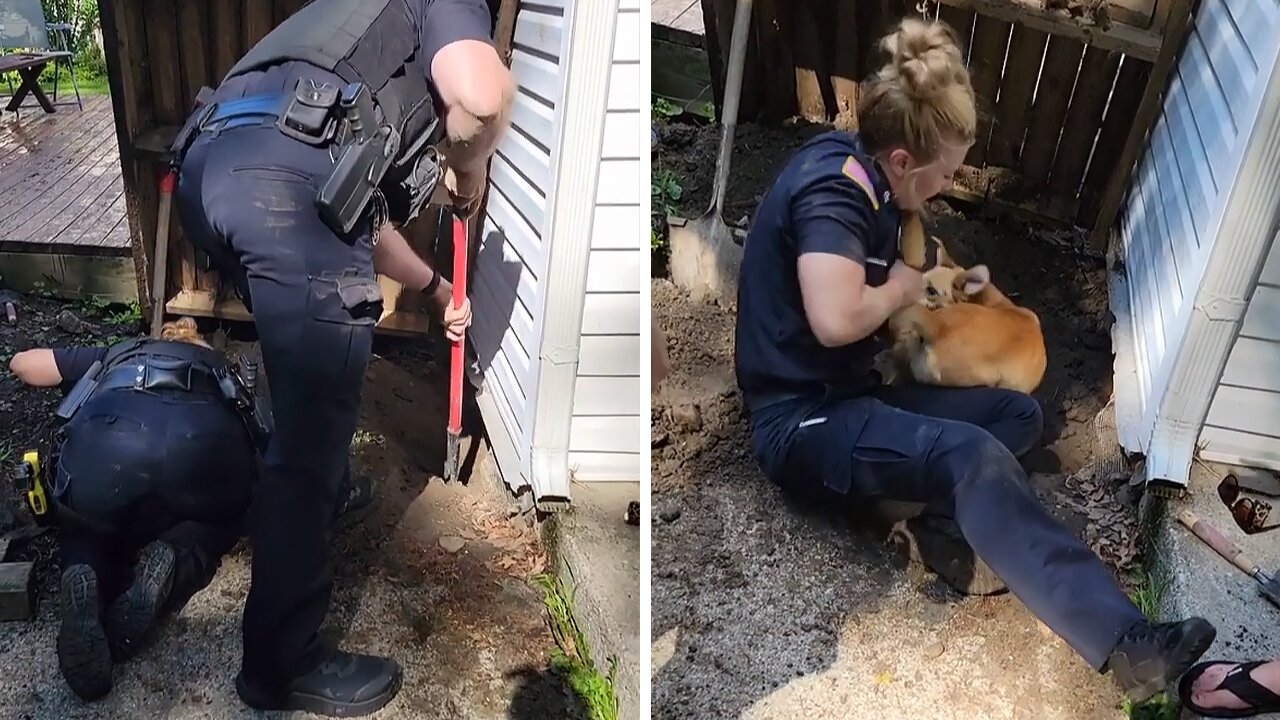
[654,0,703,36]
[0,94,130,255]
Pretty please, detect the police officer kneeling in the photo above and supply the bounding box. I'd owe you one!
[168,0,511,715]
[8,318,273,702]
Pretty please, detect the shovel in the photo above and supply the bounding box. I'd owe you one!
[443,213,469,483]
[150,169,177,337]
[667,0,753,306]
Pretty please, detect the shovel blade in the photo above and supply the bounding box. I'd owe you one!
[667,214,743,308]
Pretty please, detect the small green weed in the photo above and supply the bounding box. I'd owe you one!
[532,573,619,720]
[653,96,682,120]
[75,294,109,317]
[105,301,142,326]
[1122,691,1180,720]
[651,167,684,252]
[29,281,56,299]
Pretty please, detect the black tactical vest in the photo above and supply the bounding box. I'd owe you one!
[222,0,444,168]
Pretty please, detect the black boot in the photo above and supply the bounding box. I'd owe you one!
[333,472,376,530]
[104,541,175,661]
[1104,617,1217,702]
[236,651,403,716]
[57,564,112,701]
[888,514,1008,596]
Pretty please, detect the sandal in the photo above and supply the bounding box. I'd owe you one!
[1179,660,1280,718]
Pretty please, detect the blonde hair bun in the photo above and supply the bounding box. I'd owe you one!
[884,18,970,102]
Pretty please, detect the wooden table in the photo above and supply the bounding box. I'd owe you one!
[0,52,63,113]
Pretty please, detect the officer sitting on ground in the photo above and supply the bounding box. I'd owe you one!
[734,17,1216,703]
[7,317,374,702]
[168,0,508,715]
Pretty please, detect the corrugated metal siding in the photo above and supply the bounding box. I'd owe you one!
[567,0,643,482]
[472,0,569,489]
[1115,0,1280,449]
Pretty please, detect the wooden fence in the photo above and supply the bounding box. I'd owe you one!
[698,0,1197,248]
[96,0,515,333]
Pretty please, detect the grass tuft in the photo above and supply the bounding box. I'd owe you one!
[532,572,619,720]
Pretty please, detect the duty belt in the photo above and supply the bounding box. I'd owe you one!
[168,78,437,235]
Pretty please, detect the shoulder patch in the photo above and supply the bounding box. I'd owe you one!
[840,155,880,211]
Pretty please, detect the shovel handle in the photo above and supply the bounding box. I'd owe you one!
[150,170,177,338]
[1179,509,1259,575]
[448,215,468,436]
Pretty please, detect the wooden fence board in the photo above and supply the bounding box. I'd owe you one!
[1047,45,1123,216]
[987,25,1047,168]
[966,15,1013,167]
[1018,35,1085,187]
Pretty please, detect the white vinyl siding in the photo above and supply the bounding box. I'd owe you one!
[472,0,568,491]
[1111,0,1280,466]
[567,0,643,482]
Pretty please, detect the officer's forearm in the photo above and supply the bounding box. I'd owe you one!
[9,349,62,388]
[373,223,454,312]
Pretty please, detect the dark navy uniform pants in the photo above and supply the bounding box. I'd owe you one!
[778,384,1146,670]
[176,123,382,686]
[56,389,254,607]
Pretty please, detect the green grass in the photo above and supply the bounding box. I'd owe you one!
[1121,552,1181,719]
[532,572,619,720]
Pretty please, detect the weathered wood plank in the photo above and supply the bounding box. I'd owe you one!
[1047,45,1123,215]
[0,562,35,621]
[1019,35,1086,188]
[243,0,275,53]
[965,15,1013,167]
[142,0,184,125]
[176,0,211,106]
[207,0,242,80]
[937,0,1162,61]
[987,25,1048,169]
[0,252,138,301]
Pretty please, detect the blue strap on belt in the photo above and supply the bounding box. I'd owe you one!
[200,92,289,133]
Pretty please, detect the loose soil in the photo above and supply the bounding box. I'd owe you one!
[651,117,1145,719]
[0,295,585,719]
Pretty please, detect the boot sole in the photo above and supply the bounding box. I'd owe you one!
[57,565,112,702]
[106,541,175,661]
[1112,619,1217,702]
[236,670,403,718]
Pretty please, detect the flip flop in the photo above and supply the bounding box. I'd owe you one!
[1179,660,1280,718]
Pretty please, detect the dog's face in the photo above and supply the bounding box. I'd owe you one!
[920,264,990,309]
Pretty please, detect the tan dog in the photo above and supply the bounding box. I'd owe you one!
[886,261,1047,394]
[159,316,214,350]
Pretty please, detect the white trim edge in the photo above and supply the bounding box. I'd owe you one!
[528,0,622,506]
[1145,50,1280,487]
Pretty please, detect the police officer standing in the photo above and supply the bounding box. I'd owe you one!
[169,0,512,715]
[734,18,1215,703]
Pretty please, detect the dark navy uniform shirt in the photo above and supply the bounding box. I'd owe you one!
[209,0,495,222]
[52,347,109,396]
[733,131,902,481]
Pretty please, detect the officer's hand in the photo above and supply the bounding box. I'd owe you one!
[888,260,926,308]
[444,166,486,220]
[442,296,472,343]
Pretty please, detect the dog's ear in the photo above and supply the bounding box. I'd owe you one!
[932,237,957,268]
[953,264,990,297]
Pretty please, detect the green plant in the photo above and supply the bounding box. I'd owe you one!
[105,301,142,326]
[30,281,55,299]
[76,294,109,317]
[653,96,681,120]
[1122,691,1180,720]
[532,573,619,720]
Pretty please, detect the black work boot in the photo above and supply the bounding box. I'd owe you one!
[104,541,175,661]
[1104,617,1217,702]
[888,514,1008,596]
[333,471,376,530]
[236,651,403,716]
[57,564,112,701]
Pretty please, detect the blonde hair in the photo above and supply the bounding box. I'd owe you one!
[159,316,213,349]
[857,18,978,163]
